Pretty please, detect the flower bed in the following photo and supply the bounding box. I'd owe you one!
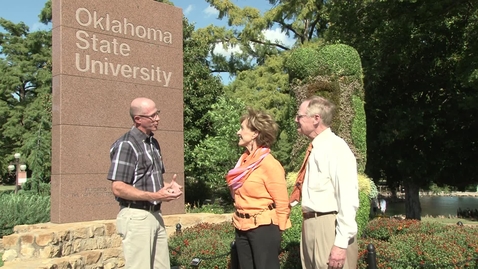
[169,218,478,269]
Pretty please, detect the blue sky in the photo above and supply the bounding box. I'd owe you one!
[0,0,293,83]
[0,0,293,48]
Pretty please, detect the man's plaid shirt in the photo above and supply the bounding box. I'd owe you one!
[107,127,165,204]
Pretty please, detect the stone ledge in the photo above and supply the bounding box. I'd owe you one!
[2,248,125,269]
[2,213,232,268]
[1,254,85,269]
[6,213,233,238]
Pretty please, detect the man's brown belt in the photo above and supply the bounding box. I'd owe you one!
[302,211,337,220]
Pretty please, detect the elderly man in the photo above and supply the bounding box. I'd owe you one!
[291,96,359,269]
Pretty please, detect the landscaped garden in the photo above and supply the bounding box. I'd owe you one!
[1,180,477,268]
[166,176,478,269]
[167,216,478,269]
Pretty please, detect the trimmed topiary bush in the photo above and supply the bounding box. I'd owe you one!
[285,47,321,80]
[351,94,367,172]
[316,44,363,79]
[291,43,366,173]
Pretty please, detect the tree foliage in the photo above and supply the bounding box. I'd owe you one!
[225,53,296,169]
[200,0,329,74]
[181,17,226,204]
[0,16,52,185]
[327,0,478,219]
[191,96,245,202]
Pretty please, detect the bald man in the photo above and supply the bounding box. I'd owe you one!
[107,97,182,269]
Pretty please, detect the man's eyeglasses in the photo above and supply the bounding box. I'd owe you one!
[296,114,308,120]
[137,111,160,121]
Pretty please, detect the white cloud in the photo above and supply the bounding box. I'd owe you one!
[262,28,295,47]
[203,5,219,18]
[212,28,295,57]
[213,43,241,57]
[184,5,193,16]
[30,22,50,32]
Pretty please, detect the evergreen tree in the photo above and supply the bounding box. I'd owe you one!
[0,17,52,186]
[225,54,296,169]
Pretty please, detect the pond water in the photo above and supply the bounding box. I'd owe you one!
[384,196,478,217]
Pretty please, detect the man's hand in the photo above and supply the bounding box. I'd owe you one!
[328,245,347,269]
[166,174,183,193]
[156,174,183,202]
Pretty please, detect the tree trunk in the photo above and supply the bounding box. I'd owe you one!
[404,181,421,220]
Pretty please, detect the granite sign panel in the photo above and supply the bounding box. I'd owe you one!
[51,0,184,223]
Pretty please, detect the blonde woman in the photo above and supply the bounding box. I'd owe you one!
[226,108,291,269]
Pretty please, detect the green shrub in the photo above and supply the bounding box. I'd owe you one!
[20,180,50,196]
[356,191,370,238]
[280,204,303,268]
[281,204,302,250]
[0,193,50,237]
[369,180,378,200]
[285,172,298,189]
[279,244,302,269]
[358,174,371,196]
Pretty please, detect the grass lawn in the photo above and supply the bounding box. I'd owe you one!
[0,185,15,192]
[0,252,3,267]
[422,216,477,225]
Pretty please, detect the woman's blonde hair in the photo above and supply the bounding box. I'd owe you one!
[240,108,279,148]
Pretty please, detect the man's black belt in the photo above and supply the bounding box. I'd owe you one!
[303,211,337,220]
[120,201,161,212]
[235,203,276,219]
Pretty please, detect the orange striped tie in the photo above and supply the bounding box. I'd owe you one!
[289,143,312,207]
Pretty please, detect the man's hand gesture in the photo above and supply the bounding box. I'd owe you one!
[157,174,183,202]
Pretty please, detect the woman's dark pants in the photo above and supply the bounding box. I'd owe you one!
[235,224,281,269]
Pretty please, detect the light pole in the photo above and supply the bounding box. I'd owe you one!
[7,153,27,194]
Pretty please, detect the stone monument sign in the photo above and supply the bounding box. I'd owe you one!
[51,0,184,223]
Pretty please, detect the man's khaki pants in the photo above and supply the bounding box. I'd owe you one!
[116,207,170,269]
[300,213,358,269]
